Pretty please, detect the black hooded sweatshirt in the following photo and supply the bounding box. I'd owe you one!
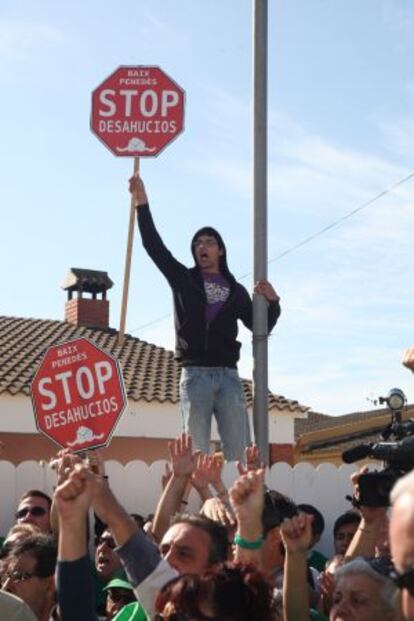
[137,203,281,367]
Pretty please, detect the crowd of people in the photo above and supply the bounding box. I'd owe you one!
[0,434,414,621]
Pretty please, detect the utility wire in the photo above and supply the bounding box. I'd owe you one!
[130,169,414,334]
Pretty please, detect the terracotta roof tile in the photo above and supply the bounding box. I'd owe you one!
[0,315,308,412]
[294,407,411,439]
[295,405,414,454]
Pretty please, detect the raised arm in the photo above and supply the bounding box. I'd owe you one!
[54,464,98,621]
[49,449,83,537]
[90,466,161,588]
[344,467,388,559]
[402,347,414,372]
[152,433,198,542]
[129,175,186,284]
[229,468,265,568]
[281,513,314,621]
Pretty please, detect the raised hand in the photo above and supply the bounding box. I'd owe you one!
[402,347,414,372]
[54,464,94,522]
[280,513,313,554]
[169,433,198,478]
[85,449,106,476]
[50,449,83,486]
[191,454,212,492]
[229,468,265,531]
[207,453,225,492]
[237,444,264,476]
[350,466,388,524]
[129,174,148,207]
[229,469,264,566]
[200,497,235,527]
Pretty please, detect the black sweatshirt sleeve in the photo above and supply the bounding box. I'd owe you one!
[57,555,98,621]
[238,284,281,333]
[137,204,186,286]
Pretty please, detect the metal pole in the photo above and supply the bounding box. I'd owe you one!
[252,0,269,464]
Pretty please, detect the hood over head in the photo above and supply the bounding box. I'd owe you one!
[191,226,232,277]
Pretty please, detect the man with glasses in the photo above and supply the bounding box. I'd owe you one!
[102,577,144,621]
[94,528,128,616]
[95,529,124,585]
[15,491,52,535]
[390,470,414,620]
[130,175,280,462]
[0,533,57,621]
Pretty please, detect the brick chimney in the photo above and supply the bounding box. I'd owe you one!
[62,268,114,329]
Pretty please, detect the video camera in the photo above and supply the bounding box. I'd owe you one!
[341,388,413,507]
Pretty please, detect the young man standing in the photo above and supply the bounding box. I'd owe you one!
[130,175,281,461]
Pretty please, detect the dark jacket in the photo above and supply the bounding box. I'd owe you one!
[137,204,281,367]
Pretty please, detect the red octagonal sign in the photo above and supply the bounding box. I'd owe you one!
[91,65,185,157]
[31,337,127,452]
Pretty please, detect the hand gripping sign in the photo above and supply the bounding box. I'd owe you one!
[31,337,127,452]
[91,65,185,157]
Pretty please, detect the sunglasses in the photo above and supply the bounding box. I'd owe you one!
[1,569,37,585]
[391,566,414,596]
[155,613,219,621]
[16,506,47,520]
[95,535,116,549]
[154,612,189,621]
[107,589,135,604]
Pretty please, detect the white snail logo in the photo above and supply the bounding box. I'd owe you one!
[67,426,105,447]
[116,138,156,153]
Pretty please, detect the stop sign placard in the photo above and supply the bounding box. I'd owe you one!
[31,337,127,452]
[91,65,185,157]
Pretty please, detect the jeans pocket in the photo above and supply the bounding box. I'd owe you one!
[180,367,198,390]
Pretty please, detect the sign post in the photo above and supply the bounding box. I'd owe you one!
[119,156,140,346]
[252,0,269,465]
[90,66,185,344]
[31,337,127,452]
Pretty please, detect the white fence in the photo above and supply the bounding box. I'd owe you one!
[0,460,358,557]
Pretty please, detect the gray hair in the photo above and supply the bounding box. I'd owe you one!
[390,470,414,506]
[334,558,398,615]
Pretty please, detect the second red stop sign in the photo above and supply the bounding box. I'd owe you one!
[31,337,127,452]
[91,65,185,157]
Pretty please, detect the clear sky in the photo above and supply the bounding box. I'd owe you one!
[1,0,414,416]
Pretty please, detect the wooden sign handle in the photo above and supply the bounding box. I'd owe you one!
[118,157,140,346]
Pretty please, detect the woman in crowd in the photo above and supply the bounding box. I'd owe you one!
[154,562,279,621]
[329,558,400,621]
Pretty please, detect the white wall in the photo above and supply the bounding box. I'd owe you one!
[0,459,357,557]
[0,393,306,443]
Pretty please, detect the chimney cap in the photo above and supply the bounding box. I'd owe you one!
[61,268,114,294]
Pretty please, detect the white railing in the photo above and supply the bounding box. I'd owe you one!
[0,460,358,557]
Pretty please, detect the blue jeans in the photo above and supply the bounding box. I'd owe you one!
[179,366,251,462]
